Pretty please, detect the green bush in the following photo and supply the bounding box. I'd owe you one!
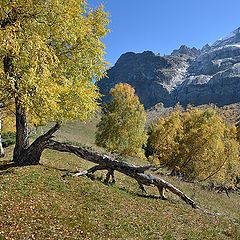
[2,132,15,148]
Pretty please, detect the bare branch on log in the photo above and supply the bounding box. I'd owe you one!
[46,140,200,209]
[18,123,61,165]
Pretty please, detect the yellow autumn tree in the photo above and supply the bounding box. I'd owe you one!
[0,0,109,165]
[96,83,147,158]
[147,108,240,187]
[146,109,183,166]
[179,109,239,186]
[237,121,240,142]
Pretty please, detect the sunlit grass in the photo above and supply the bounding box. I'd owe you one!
[0,118,240,239]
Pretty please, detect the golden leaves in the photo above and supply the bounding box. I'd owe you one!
[0,0,109,127]
[96,83,147,158]
[147,109,183,167]
[147,108,240,187]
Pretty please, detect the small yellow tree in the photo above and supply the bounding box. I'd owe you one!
[147,109,183,166]
[179,109,239,185]
[96,83,147,158]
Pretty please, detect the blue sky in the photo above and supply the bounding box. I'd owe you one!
[88,0,240,66]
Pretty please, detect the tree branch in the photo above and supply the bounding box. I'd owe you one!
[46,140,201,209]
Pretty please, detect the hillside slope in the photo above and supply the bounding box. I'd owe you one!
[146,103,240,125]
[0,120,240,239]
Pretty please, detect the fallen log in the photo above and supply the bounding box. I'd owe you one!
[47,140,200,209]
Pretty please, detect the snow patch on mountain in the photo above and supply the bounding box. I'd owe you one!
[212,27,240,48]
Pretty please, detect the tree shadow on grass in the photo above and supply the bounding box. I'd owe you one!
[70,172,166,200]
[0,161,16,175]
[117,186,166,200]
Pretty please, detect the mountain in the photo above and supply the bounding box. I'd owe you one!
[177,27,240,106]
[98,27,240,108]
[98,51,190,108]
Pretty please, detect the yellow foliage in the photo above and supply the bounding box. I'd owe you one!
[147,109,183,167]
[147,108,240,187]
[0,0,109,127]
[96,83,147,158]
[237,122,240,142]
[1,106,15,132]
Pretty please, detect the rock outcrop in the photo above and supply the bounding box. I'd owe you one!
[98,27,240,108]
[98,51,190,108]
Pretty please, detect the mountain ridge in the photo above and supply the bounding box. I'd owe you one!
[98,27,240,108]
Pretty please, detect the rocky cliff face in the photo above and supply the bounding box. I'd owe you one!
[98,27,240,108]
[98,50,191,108]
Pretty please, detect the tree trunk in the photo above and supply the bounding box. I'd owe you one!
[0,109,5,158]
[3,55,27,162]
[17,123,61,165]
[46,140,201,209]
[13,105,29,164]
[11,118,200,208]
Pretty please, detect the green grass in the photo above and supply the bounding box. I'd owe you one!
[0,118,240,239]
[40,116,100,149]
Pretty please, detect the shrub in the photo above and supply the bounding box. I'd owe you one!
[2,132,16,148]
[147,108,240,187]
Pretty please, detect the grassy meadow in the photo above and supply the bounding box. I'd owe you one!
[0,117,240,239]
